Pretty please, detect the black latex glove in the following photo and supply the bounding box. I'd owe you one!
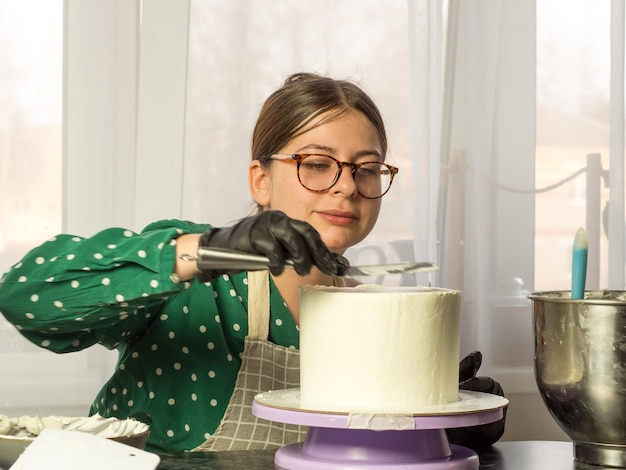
[458,351,504,396]
[197,210,349,281]
[446,351,508,449]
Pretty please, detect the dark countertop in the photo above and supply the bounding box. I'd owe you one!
[476,441,598,469]
[158,440,599,469]
[158,449,275,470]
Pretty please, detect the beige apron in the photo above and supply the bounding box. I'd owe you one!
[193,270,307,451]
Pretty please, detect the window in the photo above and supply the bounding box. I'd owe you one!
[0,1,111,414]
[0,1,62,279]
[536,0,612,291]
[0,1,63,361]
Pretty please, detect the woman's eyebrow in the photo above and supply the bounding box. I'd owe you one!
[353,149,383,160]
[295,145,382,160]
[294,144,335,154]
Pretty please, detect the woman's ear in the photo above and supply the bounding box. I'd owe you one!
[249,160,271,207]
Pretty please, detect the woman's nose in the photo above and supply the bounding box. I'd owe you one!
[332,165,359,197]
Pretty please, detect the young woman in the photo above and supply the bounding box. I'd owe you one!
[0,73,398,453]
[0,73,504,453]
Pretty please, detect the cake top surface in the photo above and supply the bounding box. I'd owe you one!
[300,285,460,295]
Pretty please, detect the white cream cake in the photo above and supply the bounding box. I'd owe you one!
[299,285,461,413]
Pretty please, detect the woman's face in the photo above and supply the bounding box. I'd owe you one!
[249,109,383,254]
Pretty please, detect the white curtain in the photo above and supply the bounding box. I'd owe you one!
[408,0,442,277]
[437,0,536,389]
[438,0,626,392]
[384,0,540,391]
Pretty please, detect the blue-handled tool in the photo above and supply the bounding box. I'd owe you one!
[571,227,588,299]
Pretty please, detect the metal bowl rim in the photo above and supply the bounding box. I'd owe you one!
[529,290,626,305]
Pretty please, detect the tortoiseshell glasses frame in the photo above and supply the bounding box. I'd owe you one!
[266,153,398,199]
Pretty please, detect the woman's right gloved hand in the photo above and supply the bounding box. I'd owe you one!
[197,210,348,281]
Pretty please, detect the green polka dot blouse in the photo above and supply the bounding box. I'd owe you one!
[0,219,300,453]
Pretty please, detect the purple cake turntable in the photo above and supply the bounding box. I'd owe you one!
[253,389,508,470]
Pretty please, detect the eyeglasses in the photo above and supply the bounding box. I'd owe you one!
[267,154,398,199]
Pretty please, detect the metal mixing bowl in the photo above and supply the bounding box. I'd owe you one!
[529,290,626,468]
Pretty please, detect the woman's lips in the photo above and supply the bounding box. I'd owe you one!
[317,210,358,226]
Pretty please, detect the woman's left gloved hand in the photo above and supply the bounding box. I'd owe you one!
[446,351,507,448]
[458,351,504,396]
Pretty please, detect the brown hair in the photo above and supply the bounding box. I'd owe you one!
[251,73,388,162]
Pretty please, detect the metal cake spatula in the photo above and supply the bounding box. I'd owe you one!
[184,247,439,277]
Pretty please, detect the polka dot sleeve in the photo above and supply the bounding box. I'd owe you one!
[0,219,209,352]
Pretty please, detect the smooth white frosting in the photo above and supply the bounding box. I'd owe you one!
[299,285,461,413]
